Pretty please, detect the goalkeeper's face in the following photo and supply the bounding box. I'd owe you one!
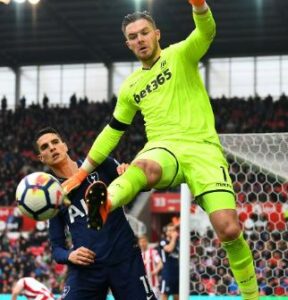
[36,133,69,167]
[125,19,161,66]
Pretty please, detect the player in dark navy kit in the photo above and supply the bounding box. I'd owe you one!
[33,127,156,300]
[159,223,179,300]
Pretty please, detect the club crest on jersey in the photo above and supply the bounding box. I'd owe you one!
[133,68,172,104]
[160,60,167,69]
[87,171,99,184]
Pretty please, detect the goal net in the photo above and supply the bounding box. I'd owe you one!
[188,133,288,295]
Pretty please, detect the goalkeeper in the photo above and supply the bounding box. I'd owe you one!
[63,1,259,298]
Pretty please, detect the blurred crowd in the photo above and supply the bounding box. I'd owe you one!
[0,224,66,294]
[213,94,288,133]
[0,94,288,295]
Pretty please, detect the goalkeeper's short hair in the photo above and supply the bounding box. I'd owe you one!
[121,11,157,35]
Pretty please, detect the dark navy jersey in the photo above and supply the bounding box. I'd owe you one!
[159,239,180,277]
[48,157,138,266]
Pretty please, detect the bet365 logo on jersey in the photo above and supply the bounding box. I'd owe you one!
[133,69,172,103]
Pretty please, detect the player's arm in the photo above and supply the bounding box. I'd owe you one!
[49,198,96,265]
[61,122,126,194]
[163,231,179,253]
[68,246,96,266]
[62,90,137,194]
[87,118,129,168]
[48,216,72,264]
[151,250,163,275]
[11,291,19,300]
[11,280,23,300]
[11,292,19,300]
[86,89,138,169]
[116,162,130,175]
[152,259,163,275]
[178,0,215,63]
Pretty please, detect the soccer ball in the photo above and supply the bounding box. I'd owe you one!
[16,172,64,221]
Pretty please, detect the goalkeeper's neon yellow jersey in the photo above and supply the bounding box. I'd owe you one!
[114,9,220,146]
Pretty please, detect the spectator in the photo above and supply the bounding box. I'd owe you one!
[19,96,26,110]
[69,93,77,108]
[139,234,163,299]
[1,96,7,112]
[11,277,54,300]
[159,223,179,300]
[42,94,49,109]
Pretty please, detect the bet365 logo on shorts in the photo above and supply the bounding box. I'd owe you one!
[133,69,172,103]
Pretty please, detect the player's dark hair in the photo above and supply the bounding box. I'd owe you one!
[33,126,63,154]
[121,11,156,36]
[165,222,176,232]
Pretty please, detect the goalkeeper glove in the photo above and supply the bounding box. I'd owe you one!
[188,0,205,7]
[61,168,88,195]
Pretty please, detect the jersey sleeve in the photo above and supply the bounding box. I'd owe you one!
[173,9,216,63]
[48,214,71,264]
[113,82,138,125]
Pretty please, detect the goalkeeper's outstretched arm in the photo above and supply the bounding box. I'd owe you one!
[85,122,126,170]
[181,0,215,64]
[62,118,128,194]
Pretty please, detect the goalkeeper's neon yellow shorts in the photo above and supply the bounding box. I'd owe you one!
[134,140,236,214]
